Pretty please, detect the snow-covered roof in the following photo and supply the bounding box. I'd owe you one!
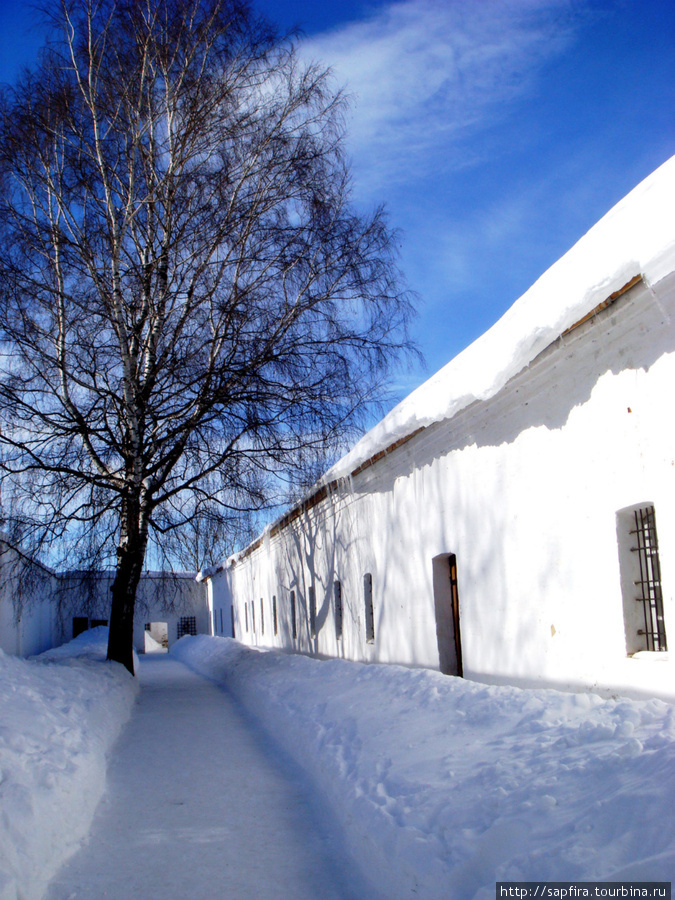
[203,154,675,577]
[322,154,675,483]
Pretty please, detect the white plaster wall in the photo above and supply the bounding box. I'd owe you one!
[0,543,59,657]
[207,567,235,638]
[210,274,675,699]
[57,572,209,652]
[132,574,209,652]
[0,537,208,658]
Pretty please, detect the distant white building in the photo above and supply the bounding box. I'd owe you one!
[0,536,208,657]
[0,537,59,657]
[57,570,209,654]
[204,155,675,701]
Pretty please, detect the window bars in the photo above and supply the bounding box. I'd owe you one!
[631,505,667,652]
[177,615,198,640]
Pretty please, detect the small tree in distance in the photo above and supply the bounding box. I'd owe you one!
[0,0,414,674]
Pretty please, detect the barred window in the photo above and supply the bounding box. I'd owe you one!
[630,505,667,651]
[177,616,197,640]
[618,503,668,654]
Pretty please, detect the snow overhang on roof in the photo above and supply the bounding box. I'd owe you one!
[322,154,675,483]
[206,154,675,576]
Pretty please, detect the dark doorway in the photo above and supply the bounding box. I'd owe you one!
[73,616,89,639]
[432,553,463,677]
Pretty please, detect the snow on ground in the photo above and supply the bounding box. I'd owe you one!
[46,655,371,900]
[173,636,675,900]
[0,629,138,900]
[143,630,167,653]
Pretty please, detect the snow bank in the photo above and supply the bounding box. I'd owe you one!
[173,636,675,899]
[0,629,138,900]
[323,154,675,481]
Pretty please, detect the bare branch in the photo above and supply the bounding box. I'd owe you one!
[0,0,416,672]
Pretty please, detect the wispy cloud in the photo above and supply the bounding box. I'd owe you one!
[303,0,580,194]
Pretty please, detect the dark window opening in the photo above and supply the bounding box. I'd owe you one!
[251,601,255,633]
[334,581,343,640]
[73,616,108,639]
[309,585,316,638]
[73,617,89,639]
[273,595,278,635]
[291,590,297,639]
[364,573,375,643]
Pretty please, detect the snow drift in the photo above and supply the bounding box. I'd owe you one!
[173,636,675,899]
[0,629,138,900]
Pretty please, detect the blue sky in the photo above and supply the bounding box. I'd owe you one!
[1,0,673,399]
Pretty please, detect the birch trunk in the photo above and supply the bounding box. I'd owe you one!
[107,495,149,675]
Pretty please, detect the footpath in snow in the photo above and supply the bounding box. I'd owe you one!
[175,636,675,899]
[45,653,370,900]
[2,631,675,899]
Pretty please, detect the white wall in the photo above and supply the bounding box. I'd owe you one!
[209,272,675,700]
[0,561,208,658]
[57,572,209,652]
[0,542,59,657]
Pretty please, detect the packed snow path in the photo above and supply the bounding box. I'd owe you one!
[45,655,365,900]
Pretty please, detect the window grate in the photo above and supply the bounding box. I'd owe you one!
[631,505,667,651]
[177,616,197,640]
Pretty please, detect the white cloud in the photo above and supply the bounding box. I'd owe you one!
[302,0,579,193]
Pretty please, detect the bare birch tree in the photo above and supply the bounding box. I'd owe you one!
[0,0,414,673]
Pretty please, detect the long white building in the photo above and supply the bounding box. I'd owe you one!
[204,156,675,701]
